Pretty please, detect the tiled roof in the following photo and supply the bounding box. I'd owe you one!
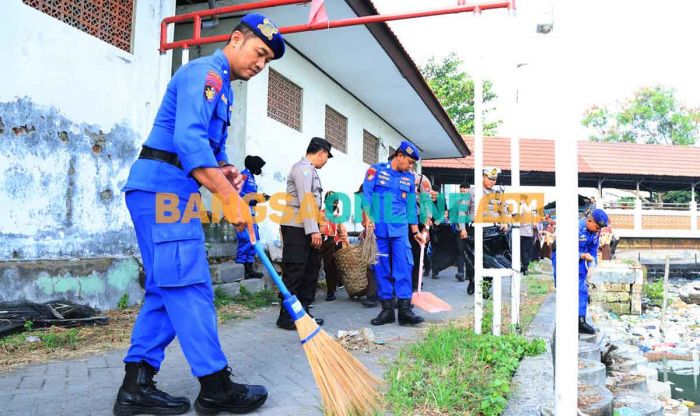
[423,137,700,178]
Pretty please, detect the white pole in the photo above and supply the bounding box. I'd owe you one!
[661,255,670,341]
[510,65,522,329]
[493,272,502,335]
[474,66,484,335]
[181,48,190,65]
[554,100,579,415]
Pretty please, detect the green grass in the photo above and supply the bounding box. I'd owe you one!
[1,328,80,351]
[644,278,664,307]
[384,271,551,415]
[214,286,277,309]
[117,293,129,310]
[524,275,551,296]
[385,324,545,416]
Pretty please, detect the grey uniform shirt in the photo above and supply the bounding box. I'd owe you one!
[285,157,322,234]
[468,186,504,224]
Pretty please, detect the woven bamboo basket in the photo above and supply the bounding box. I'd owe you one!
[335,243,369,298]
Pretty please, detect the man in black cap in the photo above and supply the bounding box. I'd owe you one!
[277,137,333,330]
[235,155,268,279]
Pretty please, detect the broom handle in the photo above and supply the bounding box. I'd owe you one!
[247,224,292,300]
[417,231,427,294]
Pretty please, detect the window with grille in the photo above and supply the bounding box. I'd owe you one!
[23,0,135,53]
[362,130,379,165]
[324,106,347,153]
[267,69,303,132]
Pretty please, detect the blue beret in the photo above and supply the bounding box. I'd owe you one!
[398,140,420,160]
[240,13,285,60]
[591,209,608,228]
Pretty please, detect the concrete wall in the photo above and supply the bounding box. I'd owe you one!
[0,1,176,308]
[0,0,175,261]
[181,27,408,243]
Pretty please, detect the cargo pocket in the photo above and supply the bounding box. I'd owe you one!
[405,239,414,267]
[152,222,211,287]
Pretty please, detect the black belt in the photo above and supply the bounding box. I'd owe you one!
[138,146,182,169]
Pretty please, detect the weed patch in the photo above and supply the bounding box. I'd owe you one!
[385,323,545,416]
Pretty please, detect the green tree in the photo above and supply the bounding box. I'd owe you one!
[421,53,500,135]
[582,85,700,145]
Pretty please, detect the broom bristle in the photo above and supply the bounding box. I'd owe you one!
[295,314,384,416]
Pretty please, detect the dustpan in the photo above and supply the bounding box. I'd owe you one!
[412,231,452,313]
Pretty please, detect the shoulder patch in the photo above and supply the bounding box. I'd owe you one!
[205,70,223,91]
[204,70,222,102]
[366,167,376,181]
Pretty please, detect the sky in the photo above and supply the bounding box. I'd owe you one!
[371,0,700,141]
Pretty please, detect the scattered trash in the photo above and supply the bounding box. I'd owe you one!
[591,276,700,405]
[336,328,385,353]
[25,336,41,343]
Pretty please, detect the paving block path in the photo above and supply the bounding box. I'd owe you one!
[0,266,520,416]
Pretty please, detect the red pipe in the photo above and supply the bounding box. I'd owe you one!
[161,0,513,52]
[281,2,511,34]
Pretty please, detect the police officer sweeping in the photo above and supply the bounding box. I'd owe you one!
[116,13,284,416]
[277,137,333,330]
[552,208,608,334]
[236,155,267,279]
[362,141,425,326]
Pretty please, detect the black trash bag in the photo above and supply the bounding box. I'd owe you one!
[430,223,458,274]
[0,300,108,338]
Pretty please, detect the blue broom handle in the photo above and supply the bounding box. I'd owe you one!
[248,226,291,300]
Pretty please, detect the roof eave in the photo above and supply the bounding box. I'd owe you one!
[344,0,470,157]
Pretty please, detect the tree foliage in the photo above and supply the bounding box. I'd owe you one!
[421,53,500,135]
[582,85,700,145]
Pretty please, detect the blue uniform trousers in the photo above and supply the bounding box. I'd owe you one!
[235,222,259,263]
[374,235,414,300]
[124,191,227,377]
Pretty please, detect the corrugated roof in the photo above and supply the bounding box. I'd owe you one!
[423,137,700,178]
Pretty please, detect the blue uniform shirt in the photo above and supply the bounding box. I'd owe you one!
[362,162,418,238]
[122,49,233,198]
[239,168,258,198]
[578,218,600,266]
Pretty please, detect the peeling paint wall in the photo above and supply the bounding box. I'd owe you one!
[0,0,176,260]
[0,258,144,310]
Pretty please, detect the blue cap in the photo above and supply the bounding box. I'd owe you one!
[591,209,608,228]
[240,13,285,60]
[398,140,420,160]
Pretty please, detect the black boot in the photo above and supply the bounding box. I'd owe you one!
[304,306,324,326]
[431,271,440,279]
[276,306,295,331]
[325,291,336,301]
[243,263,263,279]
[455,272,465,282]
[195,367,267,415]
[370,300,395,326]
[362,295,378,308]
[578,316,596,334]
[397,299,424,326]
[113,362,190,416]
[466,278,475,295]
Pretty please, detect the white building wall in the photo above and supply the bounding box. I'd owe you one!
[0,0,176,259]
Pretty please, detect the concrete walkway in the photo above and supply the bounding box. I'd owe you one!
[0,266,511,416]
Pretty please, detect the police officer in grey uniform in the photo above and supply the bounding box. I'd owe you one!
[277,137,332,330]
[465,167,508,296]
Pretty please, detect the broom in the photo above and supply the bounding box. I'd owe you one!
[248,226,384,416]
